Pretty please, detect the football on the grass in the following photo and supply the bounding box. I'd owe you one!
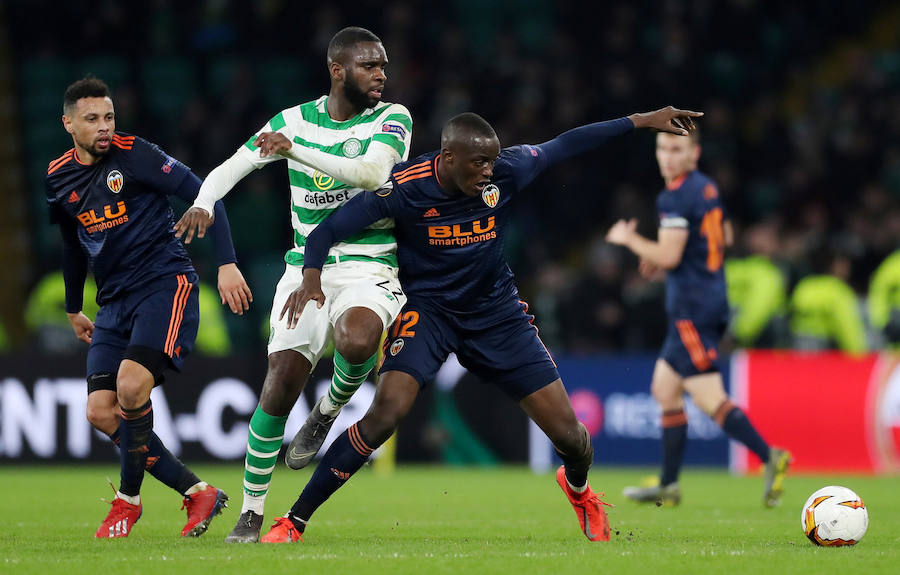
[801,485,868,546]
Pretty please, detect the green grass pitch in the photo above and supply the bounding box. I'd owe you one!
[1,464,897,574]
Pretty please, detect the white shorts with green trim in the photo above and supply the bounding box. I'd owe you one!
[267,261,405,367]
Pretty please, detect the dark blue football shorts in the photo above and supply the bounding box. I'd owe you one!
[660,317,725,378]
[86,272,200,385]
[380,297,559,401]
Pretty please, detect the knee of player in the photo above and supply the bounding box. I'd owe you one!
[651,382,682,408]
[258,383,299,417]
[333,331,379,363]
[85,402,118,432]
[333,316,382,362]
[115,377,151,410]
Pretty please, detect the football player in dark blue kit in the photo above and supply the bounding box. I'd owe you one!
[253,106,703,543]
[46,77,253,538]
[606,131,791,507]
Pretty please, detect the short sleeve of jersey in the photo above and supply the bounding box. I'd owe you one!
[126,136,192,195]
[502,145,548,191]
[369,103,413,160]
[237,109,295,168]
[657,189,690,229]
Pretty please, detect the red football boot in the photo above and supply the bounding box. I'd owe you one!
[181,484,229,537]
[95,496,142,538]
[556,465,612,541]
[260,517,303,543]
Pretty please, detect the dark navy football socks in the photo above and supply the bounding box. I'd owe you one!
[660,409,688,486]
[109,428,201,495]
[146,433,201,495]
[118,400,153,497]
[288,423,374,531]
[715,401,771,463]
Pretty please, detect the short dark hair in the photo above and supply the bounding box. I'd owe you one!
[327,26,382,64]
[63,76,111,114]
[441,113,498,147]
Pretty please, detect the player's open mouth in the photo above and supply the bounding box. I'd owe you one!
[96,137,110,148]
[474,182,489,192]
[369,88,383,98]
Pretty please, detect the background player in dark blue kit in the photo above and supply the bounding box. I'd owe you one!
[254,106,703,544]
[46,77,253,538]
[606,130,791,507]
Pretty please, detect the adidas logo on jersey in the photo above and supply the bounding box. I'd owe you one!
[67,190,80,203]
[423,208,440,218]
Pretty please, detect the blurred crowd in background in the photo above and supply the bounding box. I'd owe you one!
[2,0,899,356]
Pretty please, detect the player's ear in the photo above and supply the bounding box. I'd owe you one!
[693,144,702,162]
[329,60,344,82]
[62,115,74,134]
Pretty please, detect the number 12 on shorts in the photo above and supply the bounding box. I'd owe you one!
[390,310,419,338]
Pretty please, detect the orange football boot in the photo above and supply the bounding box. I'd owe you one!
[260,517,303,543]
[556,465,612,541]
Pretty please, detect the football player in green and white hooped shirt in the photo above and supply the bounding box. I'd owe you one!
[174,27,411,543]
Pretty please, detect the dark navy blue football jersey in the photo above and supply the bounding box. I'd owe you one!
[303,116,635,327]
[45,133,195,305]
[656,170,729,322]
[308,146,548,325]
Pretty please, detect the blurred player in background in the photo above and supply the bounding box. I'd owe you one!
[174,26,412,543]
[46,77,252,538]
[258,106,702,544]
[606,129,791,507]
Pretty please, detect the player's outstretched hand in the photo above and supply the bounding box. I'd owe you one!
[175,207,214,244]
[67,312,94,344]
[218,263,253,315]
[255,131,292,158]
[280,268,326,329]
[606,218,638,246]
[628,106,703,136]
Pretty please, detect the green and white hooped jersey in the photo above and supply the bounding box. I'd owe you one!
[238,96,412,269]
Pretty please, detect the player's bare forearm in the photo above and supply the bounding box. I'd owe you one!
[607,219,683,270]
[174,206,213,244]
[624,234,681,270]
[628,106,703,136]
